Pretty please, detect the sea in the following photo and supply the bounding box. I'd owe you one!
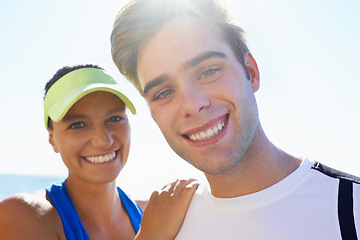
[0,174,65,200]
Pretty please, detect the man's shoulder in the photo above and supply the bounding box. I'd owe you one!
[311,161,360,184]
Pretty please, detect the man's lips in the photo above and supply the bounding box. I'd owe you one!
[182,114,229,141]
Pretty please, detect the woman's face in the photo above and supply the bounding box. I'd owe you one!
[48,91,131,184]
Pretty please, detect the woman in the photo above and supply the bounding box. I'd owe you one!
[0,64,197,240]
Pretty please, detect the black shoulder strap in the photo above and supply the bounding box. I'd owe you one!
[312,161,359,239]
[338,179,358,240]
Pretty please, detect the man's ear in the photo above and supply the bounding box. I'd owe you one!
[48,131,59,153]
[245,52,260,93]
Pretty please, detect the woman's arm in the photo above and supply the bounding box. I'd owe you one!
[135,179,199,240]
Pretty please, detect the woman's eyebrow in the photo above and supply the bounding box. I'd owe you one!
[107,106,126,116]
[62,114,88,123]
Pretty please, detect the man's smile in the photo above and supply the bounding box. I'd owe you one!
[182,114,229,142]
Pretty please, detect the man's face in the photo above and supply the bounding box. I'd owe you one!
[137,16,260,176]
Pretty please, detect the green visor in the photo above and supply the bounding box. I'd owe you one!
[44,68,136,130]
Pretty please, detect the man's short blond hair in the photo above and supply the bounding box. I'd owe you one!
[111,0,249,96]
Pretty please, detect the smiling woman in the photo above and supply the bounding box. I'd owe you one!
[0,64,198,240]
[49,91,131,183]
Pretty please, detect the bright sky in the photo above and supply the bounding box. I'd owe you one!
[0,0,359,200]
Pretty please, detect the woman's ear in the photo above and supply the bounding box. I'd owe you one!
[48,131,59,153]
[245,52,260,92]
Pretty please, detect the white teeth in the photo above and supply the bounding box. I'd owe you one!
[206,128,214,138]
[200,132,207,139]
[189,135,197,141]
[85,152,116,164]
[188,120,226,141]
[213,126,219,134]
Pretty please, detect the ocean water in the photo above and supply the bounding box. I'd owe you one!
[0,174,65,200]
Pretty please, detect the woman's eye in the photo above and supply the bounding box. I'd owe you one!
[69,122,85,129]
[154,89,174,101]
[109,116,124,122]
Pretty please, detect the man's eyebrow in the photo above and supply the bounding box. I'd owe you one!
[142,51,227,96]
[184,51,227,70]
[143,76,166,97]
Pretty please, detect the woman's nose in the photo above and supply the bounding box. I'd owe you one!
[90,125,113,148]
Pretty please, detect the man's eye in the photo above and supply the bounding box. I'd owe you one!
[199,67,220,79]
[69,122,85,129]
[154,89,174,101]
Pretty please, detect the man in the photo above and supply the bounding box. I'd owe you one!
[111,0,360,239]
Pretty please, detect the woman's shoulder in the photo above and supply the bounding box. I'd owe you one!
[0,189,65,239]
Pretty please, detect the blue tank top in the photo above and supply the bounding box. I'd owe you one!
[46,181,143,240]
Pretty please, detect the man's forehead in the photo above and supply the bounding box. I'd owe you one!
[137,16,224,67]
[138,15,222,53]
[137,15,230,92]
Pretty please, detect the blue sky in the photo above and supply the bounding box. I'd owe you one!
[0,0,359,199]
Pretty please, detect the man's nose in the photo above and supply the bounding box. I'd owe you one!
[179,82,211,118]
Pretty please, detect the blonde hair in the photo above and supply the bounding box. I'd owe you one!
[111,0,249,96]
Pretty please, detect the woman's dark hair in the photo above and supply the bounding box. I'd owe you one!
[44,64,104,98]
[44,63,104,129]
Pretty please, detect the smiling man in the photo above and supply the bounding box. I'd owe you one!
[111,0,360,239]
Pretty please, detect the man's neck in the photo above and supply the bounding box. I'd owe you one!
[204,125,302,198]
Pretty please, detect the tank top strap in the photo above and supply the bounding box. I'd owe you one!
[117,186,143,232]
[46,181,90,240]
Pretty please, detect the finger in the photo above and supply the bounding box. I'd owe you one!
[172,179,199,198]
[180,181,199,201]
[147,190,160,205]
[161,179,179,194]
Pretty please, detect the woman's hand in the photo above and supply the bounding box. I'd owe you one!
[135,179,199,240]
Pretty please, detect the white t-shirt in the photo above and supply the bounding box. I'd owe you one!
[176,158,360,240]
